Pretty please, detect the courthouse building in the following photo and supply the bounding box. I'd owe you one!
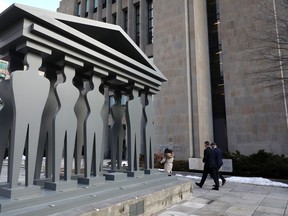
[57,0,288,159]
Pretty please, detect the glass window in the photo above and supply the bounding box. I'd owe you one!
[94,0,98,12]
[112,13,117,24]
[77,2,81,16]
[135,4,140,46]
[147,0,153,44]
[85,0,89,17]
[109,95,127,108]
[112,0,116,4]
[103,0,107,9]
[123,9,128,32]
[0,60,8,80]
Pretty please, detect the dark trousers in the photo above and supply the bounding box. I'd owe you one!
[199,167,219,188]
[217,166,225,182]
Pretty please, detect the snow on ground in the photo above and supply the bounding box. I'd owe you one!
[175,173,288,188]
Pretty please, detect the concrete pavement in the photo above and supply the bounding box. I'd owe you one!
[1,159,287,215]
[156,175,288,216]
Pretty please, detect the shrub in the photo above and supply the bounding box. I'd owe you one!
[172,160,189,171]
[224,149,288,179]
[154,151,164,168]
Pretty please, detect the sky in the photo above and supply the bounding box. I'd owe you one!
[0,0,60,13]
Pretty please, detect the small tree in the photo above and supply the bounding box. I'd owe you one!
[251,0,288,100]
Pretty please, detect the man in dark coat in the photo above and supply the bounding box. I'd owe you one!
[195,141,219,190]
[211,142,226,186]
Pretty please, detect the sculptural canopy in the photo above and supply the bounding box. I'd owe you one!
[0,3,166,89]
[0,4,167,200]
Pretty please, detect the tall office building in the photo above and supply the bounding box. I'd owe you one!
[58,0,288,159]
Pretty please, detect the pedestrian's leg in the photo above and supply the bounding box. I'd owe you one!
[199,170,208,186]
[218,167,226,185]
[211,168,219,189]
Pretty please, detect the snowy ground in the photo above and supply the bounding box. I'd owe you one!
[155,168,288,188]
[175,173,288,188]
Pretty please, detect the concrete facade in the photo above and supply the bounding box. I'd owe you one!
[153,0,213,159]
[56,0,288,158]
[220,0,288,155]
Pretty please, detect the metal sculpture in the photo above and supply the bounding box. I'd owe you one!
[0,3,166,202]
[9,52,50,188]
[110,91,125,170]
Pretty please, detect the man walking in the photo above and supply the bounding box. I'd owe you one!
[211,142,226,186]
[195,141,219,190]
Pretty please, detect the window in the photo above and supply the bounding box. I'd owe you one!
[77,2,81,16]
[0,60,9,80]
[112,13,117,24]
[112,0,116,4]
[94,0,98,12]
[147,0,153,44]
[102,17,106,22]
[109,95,127,108]
[102,0,107,9]
[123,9,128,32]
[85,0,89,17]
[135,4,140,46]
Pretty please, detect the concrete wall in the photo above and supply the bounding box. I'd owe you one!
[220,0,288,156]
[57,0,288,158]
[58,0,77,14]
[153,0,213,159]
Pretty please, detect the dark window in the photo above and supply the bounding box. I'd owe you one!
[112,13,117,24]
[102,17,106,22]
[135,4,140,45]
[123,9,128,32]
[94,0,98,12]
[77,2,81,16]
[112,0,116,4]
[85,0,89,17]
[103,0,107,8]
[206,0,228,152]
[147,0,153,44]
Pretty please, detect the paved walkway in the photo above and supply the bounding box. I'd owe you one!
[156,175,288,216]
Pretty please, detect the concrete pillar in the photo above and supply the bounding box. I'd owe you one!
[80,0,85,17]
[116,0,123,26]
[88,0,94,19]
[190,0,214,157]
[106,0,112,23]
[127,0,134,39]
[97,0,103,21]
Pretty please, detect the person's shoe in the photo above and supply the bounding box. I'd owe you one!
[222,179,226,186]
[212,187,219,191]
[195,182,202,188]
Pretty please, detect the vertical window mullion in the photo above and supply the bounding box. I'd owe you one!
[147,0,153,44]
[135,4,140,46]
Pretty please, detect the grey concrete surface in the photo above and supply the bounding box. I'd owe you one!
[1,160,287,216]
[156,174,288,216]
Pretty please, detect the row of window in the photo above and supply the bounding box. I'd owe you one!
[77,0,153,46]
[77,0,120,17]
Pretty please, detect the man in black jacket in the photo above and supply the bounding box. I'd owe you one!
[211,142,226,186]
[195,141,219,190]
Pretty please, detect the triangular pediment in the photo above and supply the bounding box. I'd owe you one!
[0,3,167,83]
